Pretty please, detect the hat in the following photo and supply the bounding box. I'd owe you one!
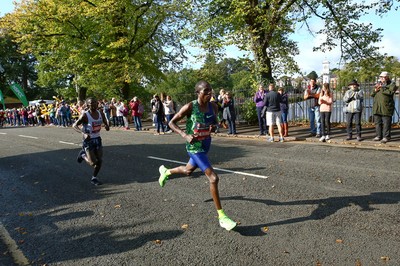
[379,71,389,77]
[348,80,359,86]
[133,96,138,101]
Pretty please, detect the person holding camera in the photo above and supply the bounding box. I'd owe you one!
[371,71,398,143]
[221,91,237,135]
[343,80,364,141]
[304,78,321,137]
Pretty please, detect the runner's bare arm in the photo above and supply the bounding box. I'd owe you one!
[169,102,194,144]
[72,113,87,134]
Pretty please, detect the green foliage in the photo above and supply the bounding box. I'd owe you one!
[3,0,189,101]
[240,99,257,125]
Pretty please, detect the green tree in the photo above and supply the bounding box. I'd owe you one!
[0,30,43,100]
[186,0,398,84]
[3,0,189,101]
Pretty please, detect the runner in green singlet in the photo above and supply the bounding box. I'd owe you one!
[158,80,237,231]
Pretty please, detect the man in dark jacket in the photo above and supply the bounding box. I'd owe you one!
[371,71,398,143]
[263,83,284,142]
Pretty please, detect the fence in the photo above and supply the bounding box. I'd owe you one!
[233,81,400,124]
[170,81,400,125]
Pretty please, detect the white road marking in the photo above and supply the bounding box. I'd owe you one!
[148,156,269,179]
[0,132,6,135]
[18,135,38,139]
[59,141,78,146]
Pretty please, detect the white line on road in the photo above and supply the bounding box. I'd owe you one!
[148,156,269,179]
[59,141,79,146]
[18,135,38,139]
[0,132,6,135]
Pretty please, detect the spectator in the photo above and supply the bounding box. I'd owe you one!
[278,87,289,137]
[163,95,176,133]
[371,71,398,143]
[221,91,237,135]
[343,80,364,141]
[318,83,333,142]
[150,94,158,127]
[116,100,125,128]
[217,89,227,129]
[254,84,267,136]
[109,98,117,127]
[210,90,220,133]
[263,83,284,142]
[304,78,321,137]
[129,96,143,131]
[121,101,130,130]
[152,95,165,135]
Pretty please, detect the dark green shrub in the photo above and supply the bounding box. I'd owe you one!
[240,99,258,124]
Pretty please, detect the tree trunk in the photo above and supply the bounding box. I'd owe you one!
[76,86,87,103]
[252,37,274,84]
[120,81,130,100]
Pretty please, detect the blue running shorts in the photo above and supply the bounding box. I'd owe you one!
[188,152,212,172]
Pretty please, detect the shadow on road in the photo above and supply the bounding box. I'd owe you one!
[219,192,400,237]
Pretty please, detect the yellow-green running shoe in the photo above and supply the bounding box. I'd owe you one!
[159,165,169,187]
[219,216,237,231]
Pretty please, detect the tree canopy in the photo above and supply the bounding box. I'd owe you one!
[1,0,190,101]
[185,0,399,83]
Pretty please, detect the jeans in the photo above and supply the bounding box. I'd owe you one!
[256,106,266,134]
[133,116,142,130]
[374,114,392,139]
[309,106,321,135]
[165,114,174,131]
[346,112,362,137]
[281,111,288,123]
[227,118,236,134]
[320,111,331,136]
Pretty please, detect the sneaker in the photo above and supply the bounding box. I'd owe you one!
[346,136,352,141]
[315,134,321,138]
[373,136,381,141]
[357,136,363,142]
[159,165,169,187]
[279,137,284,142]
[91,178,102,186]
[319,136,325,142]
[325,135,330,140]
[219,216,237,231]
[381,138,388,144]
[77,150,86,163]
[267,137,274,142]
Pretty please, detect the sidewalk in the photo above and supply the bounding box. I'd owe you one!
[138,120,400,149]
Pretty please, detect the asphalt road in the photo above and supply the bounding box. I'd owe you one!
[0,126,399,265]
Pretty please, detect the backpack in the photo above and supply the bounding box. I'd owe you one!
[138,103,144,114]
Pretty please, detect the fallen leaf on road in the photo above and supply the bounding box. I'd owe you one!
[355,259,362,266]
[262,226,269,232]
[336,178,343,184]
[181,224,189,230]
[114,204,121,208]
[380,256,390,261]
[336,239,343,243]
[154,239,162,244]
